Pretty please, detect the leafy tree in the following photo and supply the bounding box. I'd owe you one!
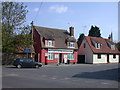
[77,33,85,48]
[88,25,101,37]
[2,2,29,53]
[2,2,28,33]
[13,25,33,52]
[116,42,120,51]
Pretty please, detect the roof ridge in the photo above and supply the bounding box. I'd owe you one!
[34,26,67,31]
[85,36,110,41]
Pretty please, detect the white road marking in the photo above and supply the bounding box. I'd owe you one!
[101,82,110,85]
[51,77,56,80]
[41,75,47,77]
[64,78,70,80]
[4,74,18,77]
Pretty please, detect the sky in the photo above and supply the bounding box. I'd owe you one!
[23,2,118,42]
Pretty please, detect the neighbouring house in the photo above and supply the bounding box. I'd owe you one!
[77,36,120,64]
[32,26,78,65]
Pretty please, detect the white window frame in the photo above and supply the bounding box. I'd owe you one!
[68,42,75,48]
[54,54,59,59]
[95,43,100,49]
[111,45,115,50]
[47,53,54,60]
[46,40,54,47]
[68,54,74,60]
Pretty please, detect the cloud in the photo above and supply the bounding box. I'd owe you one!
[33,8,39,12]
[49,5,68,14]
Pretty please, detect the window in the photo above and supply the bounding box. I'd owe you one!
[84,43,86,48]
[68,54,74,60]
[54,54,59,59]
[20,60,23,62]
[68,42,75,48]
[106,41,115,50]
[113,54,116,58]
[111,45,115,50]
[47,53,54,60]
[46,40,54,47]
[45,53,48,56]
[98,54,101,59]
[95,43,100,49]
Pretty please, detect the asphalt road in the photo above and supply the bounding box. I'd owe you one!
[2,63,119,88]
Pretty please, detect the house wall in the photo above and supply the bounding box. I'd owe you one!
[109,54,119,63]
[93,54,119,64]
[74,51,78,63]
[93,54,107,64]
[40,49,77,64]
[40,49,47,63]
[33,29,42,53]
[78,39,93,63]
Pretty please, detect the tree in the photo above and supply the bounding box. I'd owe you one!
[13,25,33,52]
[2,2,28,33]
[88,25,101,37]
[77,33,85,48]
[116,42,120,51]
[2,2,28,53]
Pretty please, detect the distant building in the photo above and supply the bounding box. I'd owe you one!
[77,36,120,64]
[32,26,78,65]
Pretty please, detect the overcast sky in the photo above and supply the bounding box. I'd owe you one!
[24,2,118,42]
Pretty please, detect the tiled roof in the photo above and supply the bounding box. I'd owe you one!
[85,36,120,54]
[33,26,78,49]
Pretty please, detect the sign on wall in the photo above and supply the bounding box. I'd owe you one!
[24,49,31,53]
[48,49,73,53]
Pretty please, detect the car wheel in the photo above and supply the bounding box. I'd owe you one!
[35,65,39,68]
[17,64,21,68]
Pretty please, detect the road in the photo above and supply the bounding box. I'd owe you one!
[2,63,119,88]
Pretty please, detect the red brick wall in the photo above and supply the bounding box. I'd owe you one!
[33,29,42,53]
[40,50,78,64]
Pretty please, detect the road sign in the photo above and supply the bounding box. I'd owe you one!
[24,49,31,53]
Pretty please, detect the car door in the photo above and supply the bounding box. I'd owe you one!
[22,59,30,67]
[27,59,35,67]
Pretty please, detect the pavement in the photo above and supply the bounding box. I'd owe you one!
[2,63,119,88]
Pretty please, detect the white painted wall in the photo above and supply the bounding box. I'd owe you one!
[109,55,119,63]
[78,38,120,64]
[78,39,93,63]
[93,54,107,64]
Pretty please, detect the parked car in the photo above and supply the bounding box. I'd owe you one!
[13,58,42,68]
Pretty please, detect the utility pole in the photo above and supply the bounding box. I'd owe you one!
[30,21,34,59]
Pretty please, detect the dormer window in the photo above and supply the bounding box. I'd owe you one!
[95,43,101,49]
[68,42,75,48]
[111,45,115,50]
[46,40,54,47]
[106,41,115,50]
[91,39,101,49]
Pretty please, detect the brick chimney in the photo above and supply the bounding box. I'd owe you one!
[69,27,74,37]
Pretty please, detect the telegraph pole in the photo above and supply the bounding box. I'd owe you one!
[31,21,34,58]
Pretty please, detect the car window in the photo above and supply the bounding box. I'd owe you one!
[28,59,33,62]
[22,59,32,62]
[22,59,28,62]
[20,59,23,62]
[15,59,20,62]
